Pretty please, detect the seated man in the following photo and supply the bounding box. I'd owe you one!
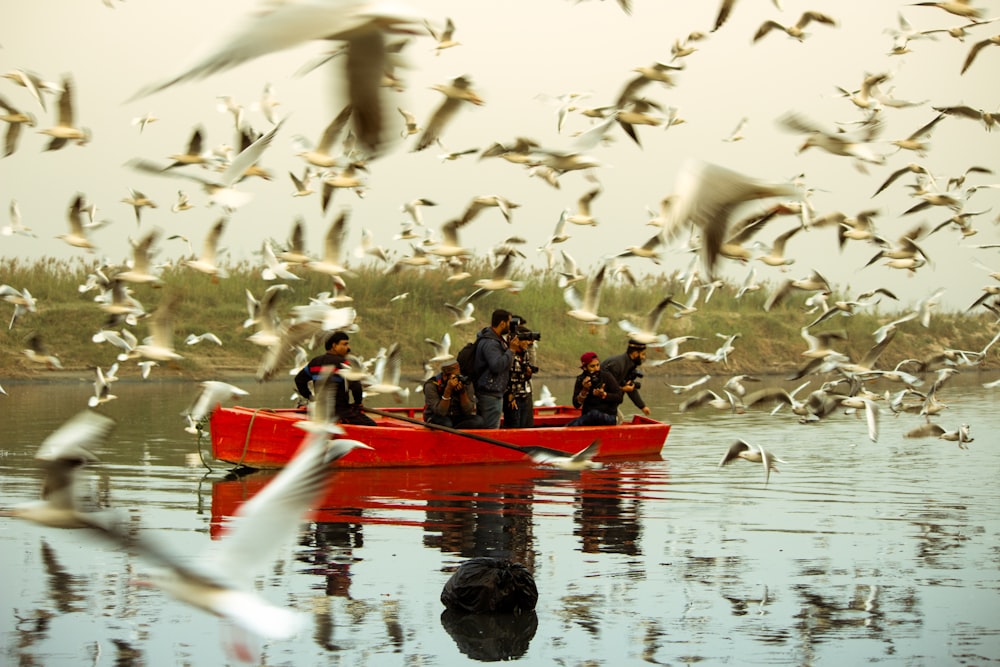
[294,331,376,426]
[424,360,486,429]
[567,352,623,427]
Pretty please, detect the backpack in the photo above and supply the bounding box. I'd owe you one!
[456,338,481,381]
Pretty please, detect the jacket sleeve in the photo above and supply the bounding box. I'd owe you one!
[484,338,513,374]
[294,365,314,400]
[460,382,478,414]
[348,378,365,405]
[571,374,586,409]
[601,370,623,406]
[424,377,447,417]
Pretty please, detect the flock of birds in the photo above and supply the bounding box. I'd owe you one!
[3,0,1000,653]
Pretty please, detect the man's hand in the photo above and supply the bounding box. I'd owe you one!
[622,381,635,393]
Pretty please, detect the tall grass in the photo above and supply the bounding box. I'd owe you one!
[1,256,996,380]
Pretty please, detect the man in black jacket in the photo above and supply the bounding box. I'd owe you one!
[294,331,376,426]
[567,352,623,426]
[601,340,651,416]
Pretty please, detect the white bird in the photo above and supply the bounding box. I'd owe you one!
[0,283,38,329]
[57,194,96,251]
[839,395,881,442]
[115,229,163,285]
[185,332,223,346]
[185,217,229,279]
[424,16,460,54]
[92,328,138,362]
[471,250,524,294]
[134,292,183,362]
[3,199,35,237]
[260,240,300,282]
[753,11,838,43]
[617,294,674,346]
[88,365,118,408]
[37,75,90,150]
[564,263,609,326]
[5,409,116,528]
[444,300,475,327]
[565,187,601,226]
[905,422,973,448]
[22,332,62,369]
[183,381,250,433]
[293,104,352,169]
[664,160,798,280]
[131,1,422,156]
[718,439,785,485]
[533,384,557,407]
[413,75,484,152]
[424,332,453,363]
[667,374,712,394]
[110,433,371,654]
[127,118,286,211]
[529,440,602,470]
[680,388,743,413]
[362,343,408,401]
[307,210,351,276]
[461,194,520,226]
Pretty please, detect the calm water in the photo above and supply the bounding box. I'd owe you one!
[2,372,999,666]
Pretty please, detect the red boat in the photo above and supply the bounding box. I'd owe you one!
[209,404,670,469]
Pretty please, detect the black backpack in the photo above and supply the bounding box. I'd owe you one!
[456,338,480,381]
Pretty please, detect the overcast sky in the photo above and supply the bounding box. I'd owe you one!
[1,0,998,313]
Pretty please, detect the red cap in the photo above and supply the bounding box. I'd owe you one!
[580,352,598,368]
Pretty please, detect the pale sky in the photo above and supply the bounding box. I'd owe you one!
[2,0,999,313]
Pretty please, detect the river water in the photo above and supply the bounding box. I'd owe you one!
[1,372,999,666]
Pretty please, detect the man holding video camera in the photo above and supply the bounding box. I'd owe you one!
[503,324,539,428]
[424,360,486,429]
[602,340,651,417]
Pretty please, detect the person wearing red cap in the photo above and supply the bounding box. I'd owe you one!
[567,352,623,427]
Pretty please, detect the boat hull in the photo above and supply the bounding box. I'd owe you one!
[209,405,670,469]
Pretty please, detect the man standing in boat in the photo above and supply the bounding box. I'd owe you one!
[423,360,486,429]
[473,309,514,429]
[503,326,536,429]
[601,340,651,417]
[294,331,376,426]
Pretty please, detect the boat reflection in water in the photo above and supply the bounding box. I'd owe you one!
[209,456,669,657]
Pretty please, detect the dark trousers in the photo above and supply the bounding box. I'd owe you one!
[502,395,534,429]
[566,409,617,427]
[426,412,486,430]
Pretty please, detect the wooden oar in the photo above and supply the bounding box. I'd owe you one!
[360,407,573,459]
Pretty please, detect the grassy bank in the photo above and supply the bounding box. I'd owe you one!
[1,257,997,382]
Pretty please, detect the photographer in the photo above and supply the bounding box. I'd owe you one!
[503,325,539,429]
[424,360,486,430]
[567,352,623,427]
[602,340,651,417]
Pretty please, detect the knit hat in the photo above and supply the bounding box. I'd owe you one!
[580,351,599,368]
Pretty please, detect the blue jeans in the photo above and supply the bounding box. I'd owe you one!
[567,410,617,427]
[477,394,503,429]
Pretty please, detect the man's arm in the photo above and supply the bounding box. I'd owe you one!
[294,365,314,401]
[424,378,448,416]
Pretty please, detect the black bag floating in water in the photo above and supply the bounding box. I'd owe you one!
[440,557,538,614]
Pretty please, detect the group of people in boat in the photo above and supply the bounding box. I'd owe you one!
[294,309,651,430]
